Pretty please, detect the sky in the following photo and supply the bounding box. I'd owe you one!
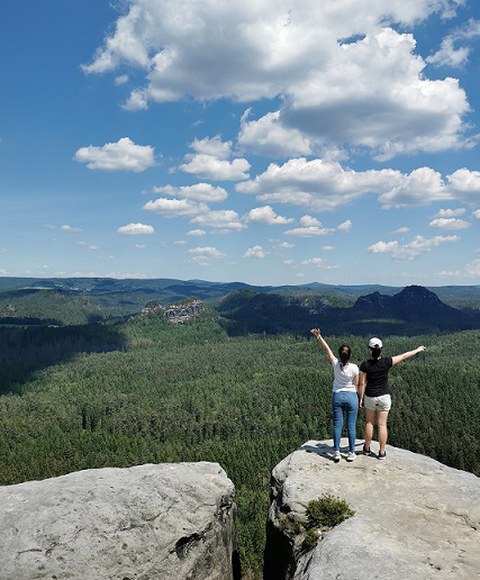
[1,0,480,287]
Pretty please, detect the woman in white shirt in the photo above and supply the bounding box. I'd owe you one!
[311,328,359,463]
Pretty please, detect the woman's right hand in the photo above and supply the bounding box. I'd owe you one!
[310,328,320,338]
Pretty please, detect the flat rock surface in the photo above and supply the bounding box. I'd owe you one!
[0,461,236,580]
[269,439,480,580]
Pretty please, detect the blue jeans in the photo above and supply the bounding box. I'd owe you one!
[332,391,359,452]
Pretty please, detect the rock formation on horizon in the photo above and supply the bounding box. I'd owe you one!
[264,439,480,579]
[0,462,238,580]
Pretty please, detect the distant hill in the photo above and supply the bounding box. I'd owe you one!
[216,285,480,336]
[0,277,479,328]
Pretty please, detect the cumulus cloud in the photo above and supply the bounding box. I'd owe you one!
[447,168,480,203]
[299,215,321,227]
[238,109,313,157]
[301,257,327,267]
[473,209,480,220]
[152,183,228,203]
[180,136,250,181]
[393,226,410,234]
[434,208,466,217]
[337,219,352,232]
[191,209,244,231]
[243,245,268,259]
[427,19,480,68]
[428,217,470,230]
[60,224,82,233]
[237,158,402,212]
[378,167,451,208]
[117,223,155,235]
[187,229,207,236]
[83,0,470,159]
[245,206,293,225]
[188,246,225,265]
[284,226,334,237]
[368,235,459,260]
[74,137,155,172]
[144,197,208,217]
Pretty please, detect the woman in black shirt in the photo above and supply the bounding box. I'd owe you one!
[358,337,425,459]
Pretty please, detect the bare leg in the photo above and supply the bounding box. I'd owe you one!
[377,411,389,454]
[364,408,376,450]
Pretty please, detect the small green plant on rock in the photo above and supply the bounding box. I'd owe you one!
[307,494,355,529]
[301,494,355,551]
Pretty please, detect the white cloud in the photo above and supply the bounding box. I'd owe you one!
[191,209,244,231]
[393,226,410,234]
[180,136,250,181]
[378,167,451,208]
[180,154,250,181]
[117,223,155,235]
[114,74,129,86]
[188,246,225,265]
[301,257,327,267]
[238,158,402,212]
[153,183,228,203]
[144,198,208,217]
[284,226,333,237]
[299,215,321,227]
[60,224,82,233]
[238,109,313,157]
[368,235,459,260]
[135,244,146,249]
[428,217,470,230]
[187,229,207,237]
[83,1,469,159]
[190,136,232,158]
[322,245,335,251]
[243,245,268,259]
[245,206,293,225]
[447,168,480,203]
[473,209,480,220]
[277,242,295,249]
[434,207,466,217]
[337,219,352,232]
[0,269,11,276]
[174,240,187,246]
[74,137,155,172]
[427,19,480,68]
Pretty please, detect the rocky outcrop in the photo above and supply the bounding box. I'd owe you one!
[265,439,480,580]
[140,300,204,324]
[0,462,239,580]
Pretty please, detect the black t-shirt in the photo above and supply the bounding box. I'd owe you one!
[359,356,393,397]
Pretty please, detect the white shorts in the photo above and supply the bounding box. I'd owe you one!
[364,394,391,411]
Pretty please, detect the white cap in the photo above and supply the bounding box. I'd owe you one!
[368,337,383,349]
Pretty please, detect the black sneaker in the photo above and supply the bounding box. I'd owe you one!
[362,445,371,455]
[378,451,387,460]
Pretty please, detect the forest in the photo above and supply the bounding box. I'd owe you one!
[0,311,479,578]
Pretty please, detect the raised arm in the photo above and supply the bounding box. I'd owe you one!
[391,345,425,366]
[310,328,335,364]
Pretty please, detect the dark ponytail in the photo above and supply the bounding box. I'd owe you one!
[338,344,351,366]
[370,347,382,359]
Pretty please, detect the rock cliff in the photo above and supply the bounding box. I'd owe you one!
[264,439,480,580]
[0,462,239,580]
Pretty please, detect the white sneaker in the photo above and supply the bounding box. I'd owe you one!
[346,452,356,462]
[334,450,341,463]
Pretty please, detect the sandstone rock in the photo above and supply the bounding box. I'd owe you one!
[265,439,480,580]
[0,462,238,580]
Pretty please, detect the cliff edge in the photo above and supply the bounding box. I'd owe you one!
[0,462,238,580]
[264,439,480,580]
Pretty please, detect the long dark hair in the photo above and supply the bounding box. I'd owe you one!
[338,344,351,366]
[370,347,382,359]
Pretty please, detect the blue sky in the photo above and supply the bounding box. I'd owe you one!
[1,0,480,286]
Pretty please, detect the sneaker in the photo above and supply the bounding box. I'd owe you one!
[362,445,371,455]
[378,451,387,460]
[333,450,341,463]
[346,452,356,462]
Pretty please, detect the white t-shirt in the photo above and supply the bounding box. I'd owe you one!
[331,357,359,393]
